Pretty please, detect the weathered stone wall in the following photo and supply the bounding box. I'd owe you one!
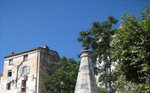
[1,51,38,93]
[75,49,99,93]
[38,49,60,93]
[0,74,2,93]
[0,47,60,93]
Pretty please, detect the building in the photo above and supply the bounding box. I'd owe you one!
[0,46,60,93]
[0,74,3,93]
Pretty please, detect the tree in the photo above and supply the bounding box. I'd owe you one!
[44,56,79,93]
[112,4,150,93]
[77,16,118,92]
[99,87,109,93]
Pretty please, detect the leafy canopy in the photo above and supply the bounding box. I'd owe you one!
[77,16,118,92]
[78,16,118,62]
[112,3,150,93]
[44,56,79,93]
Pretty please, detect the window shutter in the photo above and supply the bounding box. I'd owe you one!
[28,66,30,74]
[19,67,22,75]
[25,66,28,74]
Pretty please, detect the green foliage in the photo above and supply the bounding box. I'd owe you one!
[44,56,79,93]
[77,16,118,92]
[99,87,109,93]
[112,3,150,93]
[78,16,118,63]
[77,3,150,93]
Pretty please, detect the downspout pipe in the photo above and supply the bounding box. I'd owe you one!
[15,61,24,88]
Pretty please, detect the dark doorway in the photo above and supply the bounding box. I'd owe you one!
[21,80,26,92]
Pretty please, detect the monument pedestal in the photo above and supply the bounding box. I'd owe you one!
[74,48,99,93]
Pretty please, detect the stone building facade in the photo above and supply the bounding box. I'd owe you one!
[0,46,60,93]
[0,74,3,93]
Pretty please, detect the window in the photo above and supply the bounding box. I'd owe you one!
[23,55,28,61]
[6,83,11,90]
[21,80,26,92]
[22,66,28,74]
[9,59,13,65]
[8,70,12,77]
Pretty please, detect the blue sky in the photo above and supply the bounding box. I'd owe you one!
[0,0,149,73]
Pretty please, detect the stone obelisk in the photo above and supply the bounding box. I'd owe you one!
[74,48,99,93]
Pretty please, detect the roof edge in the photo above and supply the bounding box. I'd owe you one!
[0,73,3,76]
[4,47,59,59]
